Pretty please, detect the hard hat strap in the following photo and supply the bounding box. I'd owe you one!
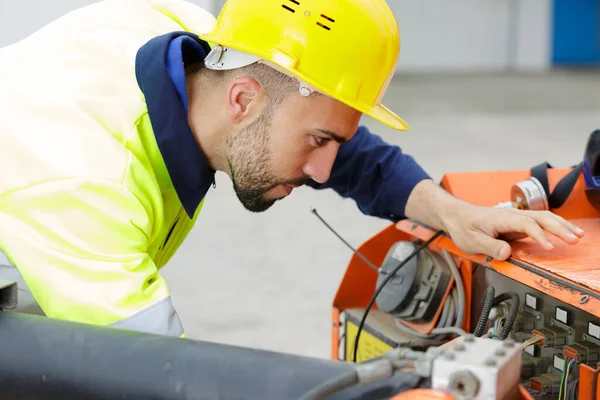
[204,45,318,97]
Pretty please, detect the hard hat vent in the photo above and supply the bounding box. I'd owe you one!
[281,1,335,31]
[282,0,299,13]
[317,14,335,31]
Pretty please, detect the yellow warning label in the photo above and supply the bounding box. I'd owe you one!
[345,320,393,362]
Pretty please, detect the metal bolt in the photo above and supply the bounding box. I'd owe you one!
[454,344,466,352]
[464,335,475,343]
[503,339,516,348]
[448,370,480,400]
[495,349,506,357]
[485,358,497,367]
[580,295,589,304]
[411,223,418,231]
[304,10,311,16]
[443,351,455,361]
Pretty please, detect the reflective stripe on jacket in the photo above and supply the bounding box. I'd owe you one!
[0,0,217,336]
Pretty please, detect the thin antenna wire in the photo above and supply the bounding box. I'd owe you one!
[309,207,379,272]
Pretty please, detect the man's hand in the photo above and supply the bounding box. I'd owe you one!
[435,203,584,260]
[403,179,585,261]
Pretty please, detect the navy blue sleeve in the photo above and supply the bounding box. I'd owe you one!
[306,125,432,221]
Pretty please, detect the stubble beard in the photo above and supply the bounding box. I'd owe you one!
[226,108,280,213]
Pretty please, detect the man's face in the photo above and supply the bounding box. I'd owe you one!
[226,91,362,212]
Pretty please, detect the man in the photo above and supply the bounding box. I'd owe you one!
[0,0,583,337]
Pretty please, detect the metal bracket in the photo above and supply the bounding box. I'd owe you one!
[0,280,18,310]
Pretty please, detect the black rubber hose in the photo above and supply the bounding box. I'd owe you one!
[493,292,520,340]
[0,311,422,400]
[298,370,359,400]
[474,286,495,337]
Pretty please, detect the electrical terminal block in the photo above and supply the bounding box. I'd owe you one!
[532,327,569,348]
[529,373,562,396]
[564,341,600,365]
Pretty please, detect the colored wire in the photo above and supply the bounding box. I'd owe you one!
[491,292,519,340]
[519,335,542,350]
[563,359,576,400]
[558,357,570,400]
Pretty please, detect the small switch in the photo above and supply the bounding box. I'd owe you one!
[553,354,565,372]
[588,322,600,340]
[555,306,572,325]
[525,293,540,311]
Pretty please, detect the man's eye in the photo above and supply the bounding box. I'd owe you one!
[313,136,327,146]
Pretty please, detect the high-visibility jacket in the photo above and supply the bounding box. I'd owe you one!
[0,0,431,336]
[0,0,218,336]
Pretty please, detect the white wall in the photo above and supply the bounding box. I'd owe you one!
[389,0,551,71]
[0,0,550,71]
[212,0,552,71]
[513,0,552,70]
[0,0,216,48]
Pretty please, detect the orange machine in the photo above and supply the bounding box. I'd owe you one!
[330,166,600,400]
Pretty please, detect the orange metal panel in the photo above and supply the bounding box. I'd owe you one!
[509,218,600,294]
[331,307,340,360]
[398,221,600,319]
[440,168,600,220]
[578,363,599,400]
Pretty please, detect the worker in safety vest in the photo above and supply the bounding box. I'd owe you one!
[0,0,584,337]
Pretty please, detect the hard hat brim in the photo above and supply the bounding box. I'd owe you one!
[365,103,410,131]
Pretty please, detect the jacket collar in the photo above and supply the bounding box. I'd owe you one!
[135,31,214,218]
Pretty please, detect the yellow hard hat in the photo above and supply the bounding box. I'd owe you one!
[199,0,409,130]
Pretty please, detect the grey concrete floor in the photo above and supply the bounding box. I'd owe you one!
[161,69,600,359]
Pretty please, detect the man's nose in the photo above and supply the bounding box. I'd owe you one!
[303,144,338,184]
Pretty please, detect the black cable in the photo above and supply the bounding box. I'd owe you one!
[569,378,579,400]
[352,230,444,362]
[298,370,359,400]
[310,208,378,271]
[492,292,520,340]
[474,286,495,337]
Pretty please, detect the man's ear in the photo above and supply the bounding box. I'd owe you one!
[227,76,265,124]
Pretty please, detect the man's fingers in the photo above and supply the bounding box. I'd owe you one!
[469,232,512,260]
[518,210,583,245]
[508,214,554,250]
[546,213,585,238]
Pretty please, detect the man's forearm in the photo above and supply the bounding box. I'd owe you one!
[404,179,469,232]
